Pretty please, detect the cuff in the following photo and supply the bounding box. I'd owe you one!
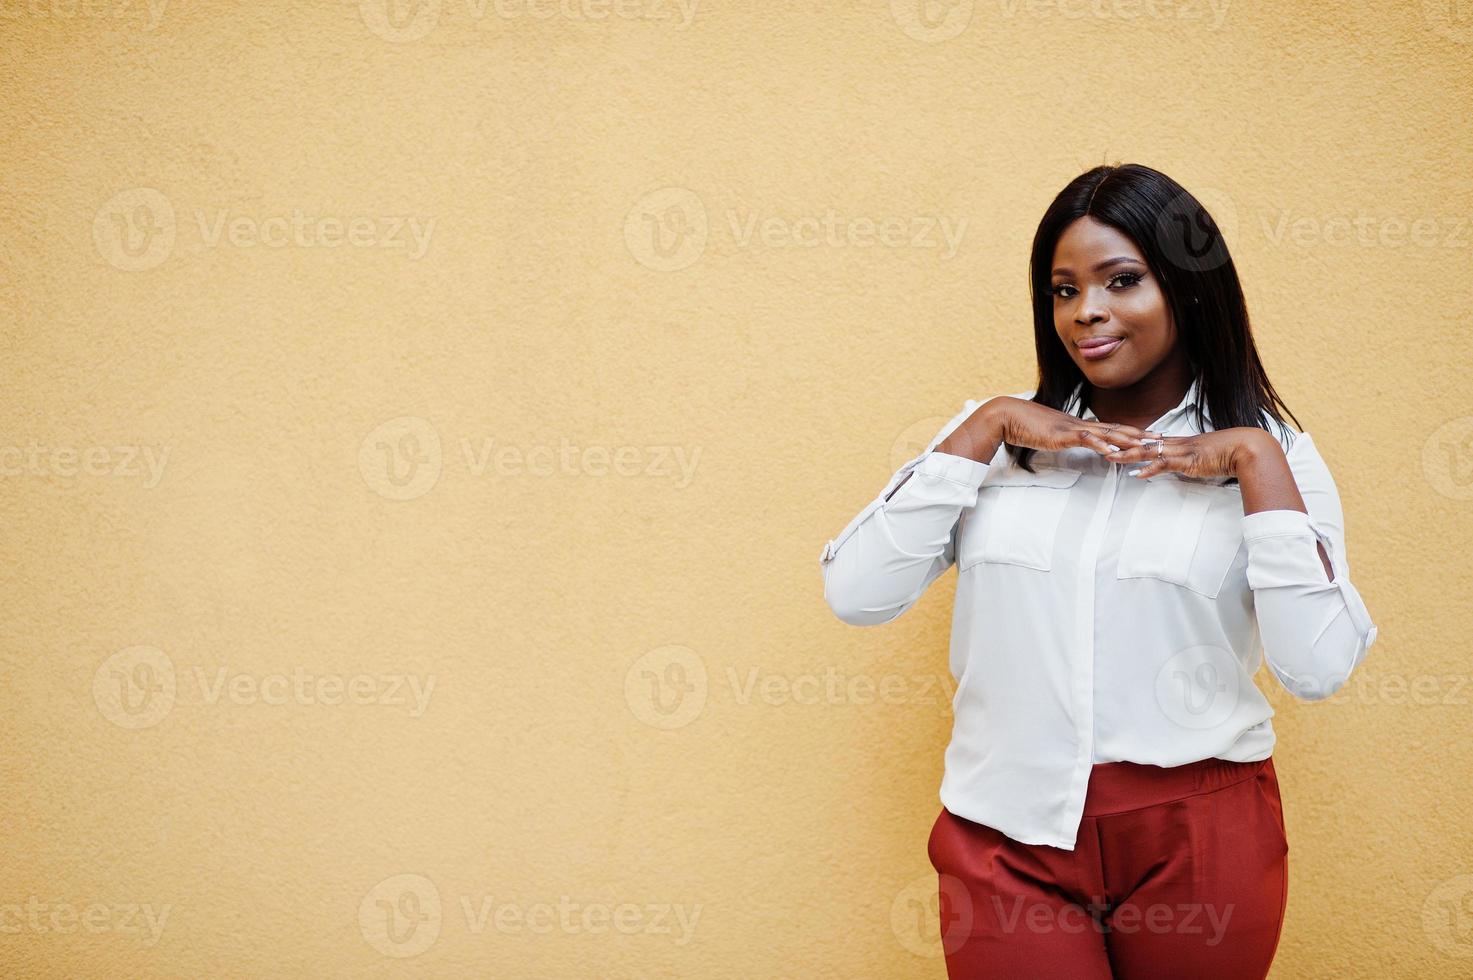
[1242,508,1379,654]
[1242,509,1314,541]
[820,452,990,566]
[912,450,991,487]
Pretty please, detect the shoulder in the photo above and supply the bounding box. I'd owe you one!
[1257,411,1305,456]
[973,388,1036,406]
[952,388,1036,414]
[1240,412,1344,496]
[1260,420,1338,495]
[930,389,1035,443]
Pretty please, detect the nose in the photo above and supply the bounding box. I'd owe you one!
[1074,284,1109,325]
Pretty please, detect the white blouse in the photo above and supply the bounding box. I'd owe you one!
[819,376,1378,851]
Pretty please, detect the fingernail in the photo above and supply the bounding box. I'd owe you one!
[1127,468,1143,476]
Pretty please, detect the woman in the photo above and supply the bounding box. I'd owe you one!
[819,163,1378,979]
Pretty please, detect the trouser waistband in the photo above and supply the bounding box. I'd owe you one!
[1081,756,1272,817]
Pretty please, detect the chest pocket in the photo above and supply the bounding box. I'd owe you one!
[958,465,1081,572]
[1116,478,1245,598]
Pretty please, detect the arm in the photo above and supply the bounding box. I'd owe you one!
[819,399,1002,626]
[1234,428,1379,701]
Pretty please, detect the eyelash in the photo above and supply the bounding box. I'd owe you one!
[1050,272,1143,299]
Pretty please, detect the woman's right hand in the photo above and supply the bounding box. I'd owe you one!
[936,396,1158,463]
[993,396,1159,455]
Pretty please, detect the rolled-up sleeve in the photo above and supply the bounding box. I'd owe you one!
[820,399,993,626]
[1242,431,1378,701]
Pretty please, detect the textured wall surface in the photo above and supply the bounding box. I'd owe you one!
[1,1,1470,977]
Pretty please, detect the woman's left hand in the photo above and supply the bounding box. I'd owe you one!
[1104,427,1273,480]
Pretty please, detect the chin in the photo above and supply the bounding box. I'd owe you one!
[1078,364,1129,387]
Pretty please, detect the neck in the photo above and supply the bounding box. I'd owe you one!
[1083,356,1195,430]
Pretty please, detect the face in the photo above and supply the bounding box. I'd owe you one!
[1049,216,1177,389]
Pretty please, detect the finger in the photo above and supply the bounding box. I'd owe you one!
[1103,437,1164,464]
[1092,422,1154,442]
[1080,430,1116,455]
[1080,428,1142,456]
[1125,442,1174,478]
[1086,420,1151,440]
[1083,424,1148,454]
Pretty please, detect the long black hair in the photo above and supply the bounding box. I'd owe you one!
[1011,163,1302,472]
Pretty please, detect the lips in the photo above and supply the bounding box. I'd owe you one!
[1078,336,1124,360]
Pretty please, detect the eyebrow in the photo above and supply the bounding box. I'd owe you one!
[1051,256,1143,277]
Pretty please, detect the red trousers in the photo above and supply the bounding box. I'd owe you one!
[928,756,1289,979]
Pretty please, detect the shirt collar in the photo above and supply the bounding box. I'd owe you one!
[1067,375,1206,434]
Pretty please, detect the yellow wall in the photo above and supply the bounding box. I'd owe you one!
[2,2,1468,976]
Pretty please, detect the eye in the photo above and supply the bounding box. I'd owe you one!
[1050,272,1144,299]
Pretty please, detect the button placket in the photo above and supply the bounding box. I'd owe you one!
[1065,460,1120,838]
